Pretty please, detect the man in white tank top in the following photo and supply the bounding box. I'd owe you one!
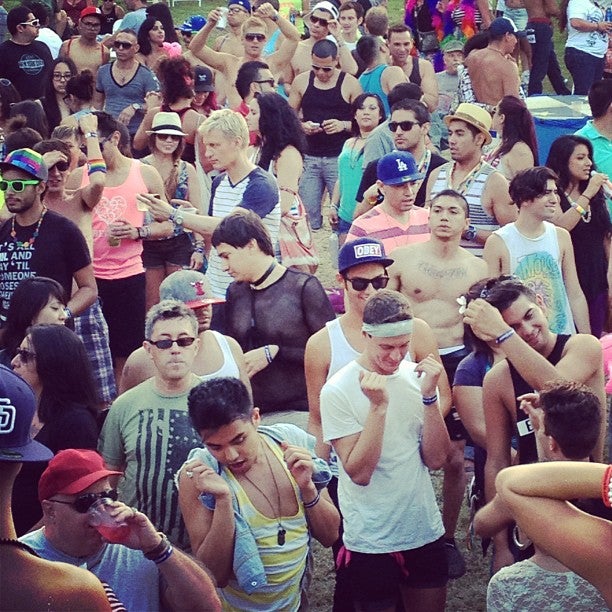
[484,166,590,334]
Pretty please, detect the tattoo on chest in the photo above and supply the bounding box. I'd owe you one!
[417,261,467,280]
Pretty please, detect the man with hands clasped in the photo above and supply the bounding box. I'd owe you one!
[177,377,339,611]
[320,289,451,612]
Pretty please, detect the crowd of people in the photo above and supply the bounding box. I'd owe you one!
[0,0,611,609]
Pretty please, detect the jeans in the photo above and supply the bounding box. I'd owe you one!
[528,20,571,96]
[299,154,339,230]
[565,47,605,95]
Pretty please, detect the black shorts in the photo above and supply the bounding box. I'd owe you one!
[142,233,193,269]
[343,536,448,608]
[441,347,471,441]
[96,273,146,359]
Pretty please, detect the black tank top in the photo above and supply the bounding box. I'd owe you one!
[409,56,421,86]
[508,334,571,464]
[301,71,352,157]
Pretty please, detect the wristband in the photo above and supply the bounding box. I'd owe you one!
[422,394,438,406]
[152,545,173,565]
[264,345,273,364]
[602,464,612,508]
[143,533,169,560]
[495,328,515,344]
[570,201,587,216]
[84,131,98,139]
[579,193,591,201]
[195,247,204,254]
[303,490,321,509]
[136,226,145,240]
[88,160,107,175]
[64,306,73,319]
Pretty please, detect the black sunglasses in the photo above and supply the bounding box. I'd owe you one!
[245,33,266,41]
[147,337,196,349]
[389,120,421,132]
[113,41,133,49]
[345,275,389,291]
[50,160,70,172]
[15,347,36,363]
[49,489,118,514]
[312,64,333,72]
[310,15,328,26]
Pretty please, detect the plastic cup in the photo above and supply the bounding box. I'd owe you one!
[216,7,228,29]
[88,498,130,543]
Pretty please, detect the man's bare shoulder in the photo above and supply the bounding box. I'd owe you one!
[389,243,421,265]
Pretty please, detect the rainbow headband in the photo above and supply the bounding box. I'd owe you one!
[362,319,413,337]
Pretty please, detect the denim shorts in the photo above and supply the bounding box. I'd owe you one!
[142,233,193,269]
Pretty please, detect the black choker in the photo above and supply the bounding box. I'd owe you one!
[251,261,276,287]
[0,538,40,557]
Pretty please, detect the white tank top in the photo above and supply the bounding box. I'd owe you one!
[199,331,241,381]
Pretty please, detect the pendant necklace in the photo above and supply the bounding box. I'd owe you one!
[241,443,286,545]
[11,206,47,249]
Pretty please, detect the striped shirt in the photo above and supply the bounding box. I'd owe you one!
[208,167,281,299]
[346,205,430,254]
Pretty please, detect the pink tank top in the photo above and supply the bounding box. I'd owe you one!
[89,159,147,280]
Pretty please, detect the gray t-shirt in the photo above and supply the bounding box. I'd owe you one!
[96,62,159,134]
[119,7,147,33]
[20,528,161,611]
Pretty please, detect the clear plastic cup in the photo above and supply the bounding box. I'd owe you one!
[216,7,228,29]
[88,498,131,543]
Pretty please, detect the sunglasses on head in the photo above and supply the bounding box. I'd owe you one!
[113,40,133,49]
[345,275,389,291]
[147,337,196,349]
[0,179,41,192]
[49,489,118,513]
[309,15,328,26]
[245,32,266,41]
[312,64,333,72]
[15,347,36,363]
[388,120,420,132]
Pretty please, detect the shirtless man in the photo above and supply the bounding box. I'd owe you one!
[212,0,252,57]
[286,1,358,84]
[119,270,250,395]
[464,17,522,106]
[387,24,439,112]
[426,103,516,257]
[59,7,110,91]
[388,189,488,578]
[189,4,299,108]
[523,0,571,95]
[463,277,605,572]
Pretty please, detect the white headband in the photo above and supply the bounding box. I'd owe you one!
[362,319,413,337]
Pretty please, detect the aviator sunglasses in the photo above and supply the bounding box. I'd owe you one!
[49,489,119,513]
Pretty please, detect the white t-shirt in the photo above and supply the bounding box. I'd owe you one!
[566,0,607,57]
[320,360,444,554]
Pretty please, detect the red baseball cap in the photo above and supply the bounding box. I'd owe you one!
[79,6,102,20]
[38,449,122,502]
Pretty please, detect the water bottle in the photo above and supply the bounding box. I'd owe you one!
[592,170,612,199]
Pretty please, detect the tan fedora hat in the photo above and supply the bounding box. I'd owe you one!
[444,103,492,145]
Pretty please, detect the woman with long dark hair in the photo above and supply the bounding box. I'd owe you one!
[61,70,95,128]
[0,277,67,368]
[146,2,179,44]
[9,101,50,140]
[546,134,612,336]
[10,324,99,535]
[38,57,78,132]
[0,79,20,132]
[136,16,181,74]
[485,95,538,180]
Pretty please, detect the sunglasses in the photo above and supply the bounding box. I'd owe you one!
[147,337,196,349]
[14,347,36,363]
[345,275,390,291]
[19,18,40,27]
[49,489,119,514]
[309,15,329,26]
[0,179,40,192]
[50,160,70,172]
[155,133,181,141]
[113,41,133,49]
[388,120,421,132]
[245,33,266,41]
[0,78,12,87]
[254,78,275,87]
[312,64,334,72]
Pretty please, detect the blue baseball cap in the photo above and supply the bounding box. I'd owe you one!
[0,366,53,463]
[377,151,424,186]
[489,17,527,38]
[178,14,207,33]
[338,238,394,274]
[228,0,251,12]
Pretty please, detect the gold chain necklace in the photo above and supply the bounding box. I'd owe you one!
[241,442,286,545]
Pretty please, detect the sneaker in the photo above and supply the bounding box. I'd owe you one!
[444,538,466,579]
[521,70,530,88]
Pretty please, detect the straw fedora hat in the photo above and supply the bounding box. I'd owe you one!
[146,111,188,137]
[444,103,492,145]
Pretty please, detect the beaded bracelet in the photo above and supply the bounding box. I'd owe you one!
[495,329,515,344]
[264,345,273,364]
[422,394,438,406]
[602,464,612,508]
[303,490,321,509]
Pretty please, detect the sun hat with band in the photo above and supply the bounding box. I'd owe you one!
[0,365,53,463]
[444,102,492,145]
[338,237,394,274]
[38,449,122,502]
[146,112,188,137]
[160,269,225,308]
[0,148,48,182]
